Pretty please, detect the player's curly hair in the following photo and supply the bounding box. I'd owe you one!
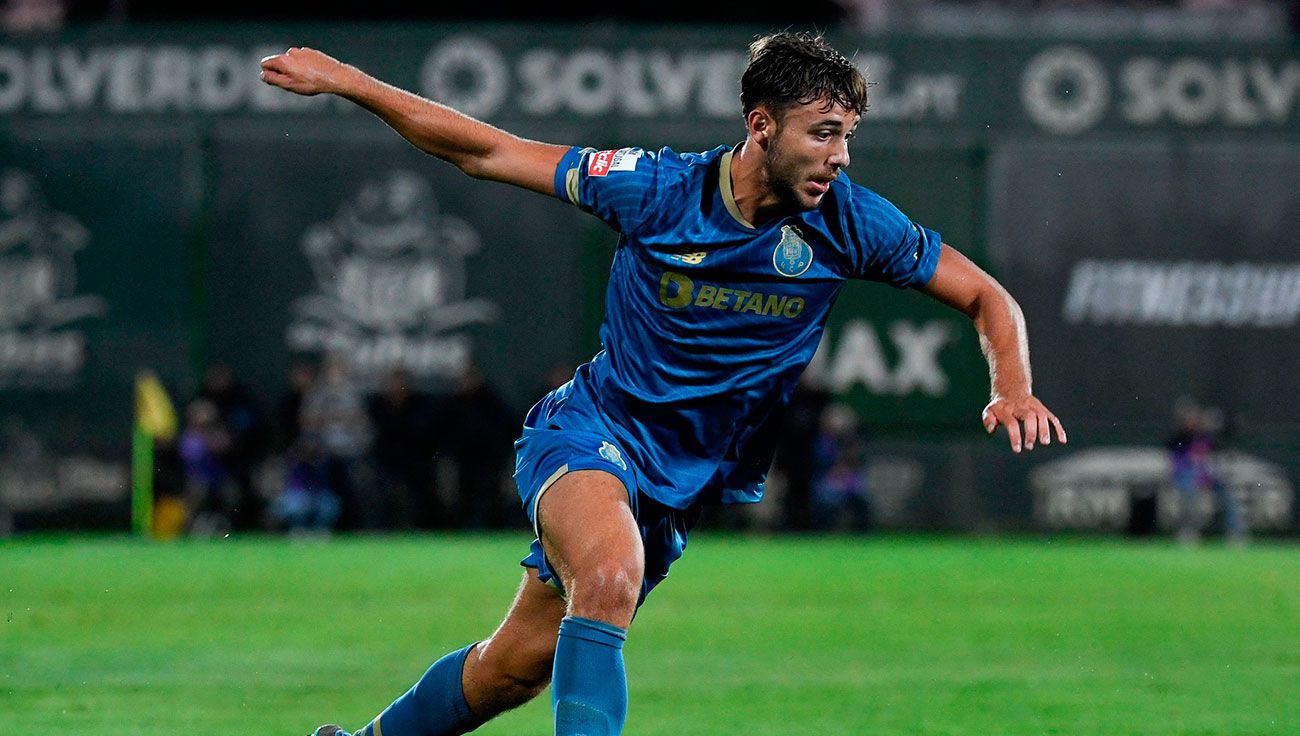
[741,32,868,119]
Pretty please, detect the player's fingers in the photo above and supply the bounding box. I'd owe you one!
[982,407,998,434]
[259,69,290,86]
[1049,412,1068,444]
[1004,413,1023,453]
[1018,410,1037,451]
[1006,406,1034,451]
[1036,410,1051,447]
[1028,410,1051,450]
[260,54,287,73]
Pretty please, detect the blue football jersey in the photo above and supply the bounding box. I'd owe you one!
[541,144,942,508]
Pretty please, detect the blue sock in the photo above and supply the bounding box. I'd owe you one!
[552,616,629,736]
[357,644,482,736]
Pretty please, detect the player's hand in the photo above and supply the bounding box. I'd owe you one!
[259,47,349,96]
[981,394,1066,453]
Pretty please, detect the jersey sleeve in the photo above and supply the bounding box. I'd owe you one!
[552,146,665,235]
[845,185,942,288]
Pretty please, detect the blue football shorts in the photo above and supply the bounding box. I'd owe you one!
[513,423,703,606]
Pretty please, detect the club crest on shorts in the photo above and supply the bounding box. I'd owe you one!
[773,225,812,277]
[598,441,627,471]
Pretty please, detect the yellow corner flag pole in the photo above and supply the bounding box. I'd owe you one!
[132,371,178,537]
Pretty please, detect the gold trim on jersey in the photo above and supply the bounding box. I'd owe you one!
[718,149,756,230]
[564,167,580,205]
[561,147,597,205]
[531,464,571,539]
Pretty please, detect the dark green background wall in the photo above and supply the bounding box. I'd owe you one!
[1,25,1296,530]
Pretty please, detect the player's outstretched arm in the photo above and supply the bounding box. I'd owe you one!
[919,244,1067,453]
[259,47,568,196]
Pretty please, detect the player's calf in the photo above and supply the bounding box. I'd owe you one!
[463,634,554,714]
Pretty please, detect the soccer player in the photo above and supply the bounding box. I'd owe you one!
[260,31,1067,736]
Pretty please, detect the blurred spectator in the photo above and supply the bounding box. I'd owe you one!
[367,367,440,529]
[772,376,832,531]
[812,403,873,533]
[300,352,377,529]
[440,364,518,529]
[2,0,64,32]
[272,439,341,536]
[197,362,268,530]
[276,359,317,451]
[833,0,900,33]
[179,399,236,536]
[1167,398,1247,546]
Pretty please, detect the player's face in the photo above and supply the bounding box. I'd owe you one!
[766,99,858,211]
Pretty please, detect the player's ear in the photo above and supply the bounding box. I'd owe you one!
[747,107,775,148]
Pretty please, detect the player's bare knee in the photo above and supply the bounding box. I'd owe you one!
[569,557,641,622]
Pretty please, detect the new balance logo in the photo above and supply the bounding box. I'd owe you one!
[670,252,708,265]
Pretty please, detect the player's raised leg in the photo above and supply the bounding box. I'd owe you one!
[317,568,567,736]
[536,469,645,736]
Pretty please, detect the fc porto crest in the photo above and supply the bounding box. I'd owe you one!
[772,225,812,277]
[598,441,627,471]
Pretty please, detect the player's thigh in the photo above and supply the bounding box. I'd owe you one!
[536,469,644,625]
[466,568,566,701]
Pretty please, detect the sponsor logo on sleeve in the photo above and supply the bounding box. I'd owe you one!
[588,148,641,177]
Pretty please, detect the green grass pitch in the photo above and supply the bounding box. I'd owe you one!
[3,534,1297,735]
